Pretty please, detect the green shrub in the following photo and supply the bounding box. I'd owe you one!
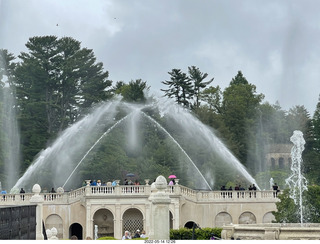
[97,236,148,240]
[97,236,118,240]
[170,227,222,240]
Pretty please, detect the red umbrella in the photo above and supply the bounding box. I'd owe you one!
[168,175,177,179]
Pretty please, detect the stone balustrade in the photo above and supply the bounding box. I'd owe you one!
[222,223,320,240]
[0,184,280,206]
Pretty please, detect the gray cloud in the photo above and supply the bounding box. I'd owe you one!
[0,0,319,114]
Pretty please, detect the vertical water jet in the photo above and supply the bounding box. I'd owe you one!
[0,76,20,190]
[285,130,308,225]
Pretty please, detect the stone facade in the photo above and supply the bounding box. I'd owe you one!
[265,144,292,170]
[221,223,320,240]
[0,182,278,240]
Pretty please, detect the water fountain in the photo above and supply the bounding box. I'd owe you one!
[0,74,20,190]
[285,130,308,225]
[269,177,274,190]
[11,96,260,191]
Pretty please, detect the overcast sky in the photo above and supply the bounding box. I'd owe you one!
[1,0,319,115]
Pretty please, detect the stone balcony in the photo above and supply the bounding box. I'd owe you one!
[0,184,280,206]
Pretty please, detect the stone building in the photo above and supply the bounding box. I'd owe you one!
[265,144,292,170]
[0,178,279,240]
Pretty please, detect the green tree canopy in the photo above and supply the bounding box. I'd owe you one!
[221,71,264,166]
[188,66,214,109]
[13,36,112,168]
[118,79,149,103]
[161,68,193,107]
[273,186,320,223]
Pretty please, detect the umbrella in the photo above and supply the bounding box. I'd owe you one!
[126,173,135,177]
[168,175,177,179]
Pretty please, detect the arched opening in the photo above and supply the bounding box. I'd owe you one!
[270,158,275,170]
[184,221,196,229]
[69,223,83,240]
[215,212,232,227]
[122,208,143,236]
[45,214,63,239]
[279,157,284,169]
[169,211,173,229]
[93,208,114,238]
[263,212,276,223]
[239,212,256,224]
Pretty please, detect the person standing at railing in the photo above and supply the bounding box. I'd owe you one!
[248,185,253,198]
[1,189,7,201]
[134,180,140,193]
[48,187,56,201]
[220,185,227,198]
[252,184,257,198]
[272,183,280,197]
[20,188,26,201]
[228,186,233,198]
[168,179,175,192]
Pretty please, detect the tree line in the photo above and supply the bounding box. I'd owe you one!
[0,35,320,190]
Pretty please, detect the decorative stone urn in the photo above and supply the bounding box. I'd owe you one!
[148,175,171,240]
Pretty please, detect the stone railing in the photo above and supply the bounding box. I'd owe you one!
[195,190,279,202]
[222,223,320,240]
[0,184,280,205]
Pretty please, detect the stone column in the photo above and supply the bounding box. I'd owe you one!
[114,204,122,240]
[29,184,44,240]
[85,204,92,239]
[145,203,151,237]
[149,175,171,240]
[174,202,180,229]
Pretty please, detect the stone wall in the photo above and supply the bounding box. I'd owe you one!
[222,223,320,240]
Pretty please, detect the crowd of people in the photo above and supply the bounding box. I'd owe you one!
[220,184,257,191]
[122,230,147,239]
[84,179,141,187]
[219,183,280,198]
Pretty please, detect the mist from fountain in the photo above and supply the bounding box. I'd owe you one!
[0,77,20,190]
[13,100,121,190]
[285,130,308,225]
[62,113,132,188]
[13,96,260,191]
[140,111,212,190]
[270,177,274,190]
[153,97,260,190]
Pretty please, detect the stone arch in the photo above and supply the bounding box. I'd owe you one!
[93,208,114,238]
[262,212,276,223]
[279,157,284,169]
[122,208,143,236]
[184,221,196,229]
[169,210,173,229]
[239,212,256,224]
[69,222,83,240]
[45,214,63,239]
[215,212,232,227]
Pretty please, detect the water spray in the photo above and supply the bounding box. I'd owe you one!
[285,130,308,225]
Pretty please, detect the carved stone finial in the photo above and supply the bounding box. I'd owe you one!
[32,184,41,194]
[155,175,167,190]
